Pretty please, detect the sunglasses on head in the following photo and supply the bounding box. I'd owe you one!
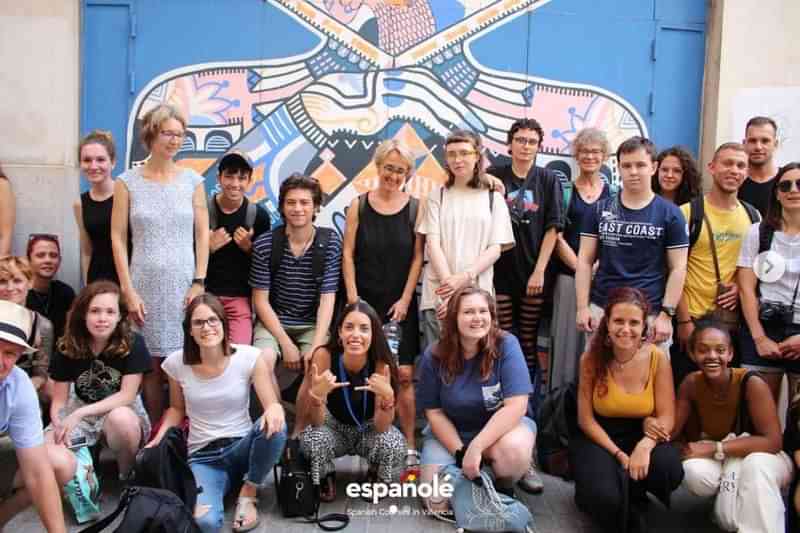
[28,233,60,243]
[777,178,800,194]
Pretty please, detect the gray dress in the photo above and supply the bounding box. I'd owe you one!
[120,167,204,356]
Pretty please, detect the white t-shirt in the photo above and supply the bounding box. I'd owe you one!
[418,185,514,311]
[162,344,259,455]
[738,223,800,323]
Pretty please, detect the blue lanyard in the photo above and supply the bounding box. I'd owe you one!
[338,355,368,431]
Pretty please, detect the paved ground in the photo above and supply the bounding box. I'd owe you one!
[1,441,722,533]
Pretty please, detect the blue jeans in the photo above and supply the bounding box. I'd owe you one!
[188,419,287,533]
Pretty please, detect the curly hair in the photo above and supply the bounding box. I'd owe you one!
[58,281,133,360]
[434,285,503,384]
[653,146,702,205]
[0,256,32,282]
[572,128,611,159]
[139,104,187,150]
[585,287,650,398]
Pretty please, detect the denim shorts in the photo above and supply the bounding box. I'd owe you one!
[420,416,537,466]
[739,320,800,375]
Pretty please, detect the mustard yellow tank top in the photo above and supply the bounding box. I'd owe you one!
[693,367,747,441]
[593,347,659,418]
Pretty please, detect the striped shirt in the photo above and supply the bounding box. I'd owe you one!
[249,228,342,325]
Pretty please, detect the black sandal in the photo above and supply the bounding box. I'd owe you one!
[319,471,336,503]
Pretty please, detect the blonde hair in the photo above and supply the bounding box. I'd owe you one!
[0,256,33,282]
[79,129,116,162]
[140,105,187,149]
[373,140,415,173]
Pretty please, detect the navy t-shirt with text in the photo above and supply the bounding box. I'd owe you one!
[580,194,688,310]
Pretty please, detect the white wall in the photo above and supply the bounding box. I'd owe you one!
[701,0,800,169]
[0,2,81,287]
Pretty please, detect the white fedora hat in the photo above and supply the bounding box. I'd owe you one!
[0,301,36,352]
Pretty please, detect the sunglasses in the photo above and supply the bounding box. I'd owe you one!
[28,233,60,243]
[777,179,800,193]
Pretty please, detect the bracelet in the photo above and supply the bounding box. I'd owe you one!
[454,447,465,468]
[753,335,767,343]
[677,319,693,325]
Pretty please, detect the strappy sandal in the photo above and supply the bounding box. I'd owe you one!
[320,471,336,503]
[232,496,260,532]
[424,496,455,524]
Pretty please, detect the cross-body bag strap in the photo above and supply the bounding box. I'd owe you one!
[702,213,723,284]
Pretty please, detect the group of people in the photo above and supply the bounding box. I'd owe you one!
[0,105,799,533]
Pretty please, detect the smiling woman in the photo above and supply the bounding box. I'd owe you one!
[571,287,682,533]
[111,104,210,424]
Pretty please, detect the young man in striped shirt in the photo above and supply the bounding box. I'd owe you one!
[250,174,342,436]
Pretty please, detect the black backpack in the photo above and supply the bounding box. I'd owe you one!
[208,194,258,230]
[536,382,578,480]
[79,486,201,533]
[687,195,760,248]
[131,427,199,509]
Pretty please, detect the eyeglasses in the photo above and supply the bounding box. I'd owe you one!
[381,164,409,176]
[190,316,221,329]
[28,233,59,244]
[160,130,185,140]
[512,137,539,147]
[778,179,800,193]
[578,149,604,157]
[445,150,478,160]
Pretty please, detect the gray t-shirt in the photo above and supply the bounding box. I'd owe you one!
[162,344,259,455]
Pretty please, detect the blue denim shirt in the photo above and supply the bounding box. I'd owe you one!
[0,366,44,448]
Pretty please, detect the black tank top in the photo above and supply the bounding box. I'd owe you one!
[354,194,415,317]
[81,191,119,283]
[327,352,375,428]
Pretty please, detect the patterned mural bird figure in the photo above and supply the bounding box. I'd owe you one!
[128,0,646,226]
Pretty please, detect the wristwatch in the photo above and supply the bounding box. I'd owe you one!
[661,306,676,318]
[714,441,726,461]
[191,278,206,287]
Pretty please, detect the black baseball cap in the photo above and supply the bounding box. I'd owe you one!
[218,151,254,174]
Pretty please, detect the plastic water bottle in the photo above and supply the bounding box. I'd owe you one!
[383,320,402,363]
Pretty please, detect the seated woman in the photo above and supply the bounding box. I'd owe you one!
[672,323,792,533]
[25,233,76,342]
[0,256,54,404]
[147,294,286,533]
[0,281,151,526]
[299,300,406,502]
[49,280,152,476]
[417,285,535,513]
[570,287,682,533]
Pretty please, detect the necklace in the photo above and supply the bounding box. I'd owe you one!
[612,351,637,369]
[289,227,316,258]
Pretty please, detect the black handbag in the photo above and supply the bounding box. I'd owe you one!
[274,438,349,531]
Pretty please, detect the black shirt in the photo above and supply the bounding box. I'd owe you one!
[737,176,776,218]
[206,196,270,297]
[49,333,151,404]
[487,164,564,282]
[27,280,76,343]
[327,352,376,428]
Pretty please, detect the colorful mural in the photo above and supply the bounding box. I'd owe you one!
[125,0,647,231]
